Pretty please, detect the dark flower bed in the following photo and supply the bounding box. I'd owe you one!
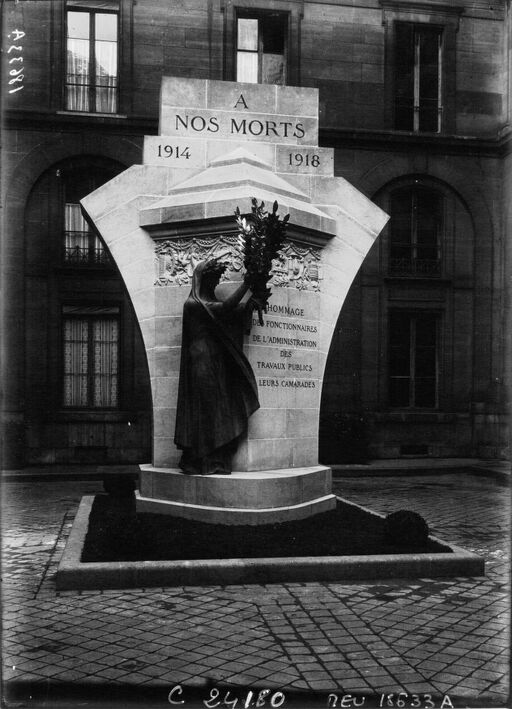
[81,494,452,563]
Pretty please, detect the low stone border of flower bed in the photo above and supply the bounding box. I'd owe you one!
[56,495,485,590]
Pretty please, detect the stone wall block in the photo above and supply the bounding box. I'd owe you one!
[286,408,318,439]
[161,76,207,111]
[244,438,294,471]
[153,375,180,409]
[248,408,288,439]
[153,347,181,378]
[153,437,181,468]
[207,80,276,113]
[155,316,183,347]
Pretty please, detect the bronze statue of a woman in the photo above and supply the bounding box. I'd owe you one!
[174,258,259,475]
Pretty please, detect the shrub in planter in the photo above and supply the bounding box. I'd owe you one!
[103,473,136,515]
[87,507,145,561]
[384,510,429,547]
[319,412,369,463]
[103,473,136,498]
[88,484,144,561]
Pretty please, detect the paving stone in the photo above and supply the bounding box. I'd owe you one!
[2,475,510,704]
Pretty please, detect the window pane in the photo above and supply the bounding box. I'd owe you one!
[418,28,441,131]
[66,34,90,111]
[95,40,117,82]
[394,23,415,130]
[262,53,285,84]
[63,315,119,408]
[62,168,118,263]
[390,189,413,246]
[66,38,90,83]
[389,312,438,408]
[414,315,437,406]
[416,348,436,377]
[64,204,89,261]
[95,38,118,112]
[415,378,436,407]
[237,51,258,83]
[68,11,90,39]
[95,12,117,41]
[65,203,87,232]
[419,29,440,100]
[419,103,439,132]
[389,311,411,347]
[416,190,440,258]
[390,377,410,407]
[415,315,437,347]
[389,311,411,406]
[93,318,119,407]
[63,318,89,406]
[389,348,409,377]
[237,18,258,50]
[261,14,286,53]
[93,234,107,264]
[95,86,117,113]
[389,188,442,274]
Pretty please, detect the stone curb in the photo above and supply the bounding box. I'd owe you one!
[3,460,509,482]
[56,495,485,590]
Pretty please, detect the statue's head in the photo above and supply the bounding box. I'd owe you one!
[194,257,228,298]
[203,258,227,280]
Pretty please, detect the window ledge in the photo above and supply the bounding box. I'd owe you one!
[55,263,116,275]
[54,411,136,423]
[56,110,127,119]
[373,411,466,423]
[58,261,114,268]
[384,275,451,285]
[320,127,504,156]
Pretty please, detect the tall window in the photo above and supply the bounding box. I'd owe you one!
[394,23,442,132]
[64,204,108,264]
[66,2,118,113]
[236,12,287,84]
[63,306,119,408]
[389,187,442,277]
[389,311,438,408]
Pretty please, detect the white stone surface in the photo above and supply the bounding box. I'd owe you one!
[137,464,336,524]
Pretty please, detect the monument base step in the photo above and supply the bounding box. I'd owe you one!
[136,491,337,525]
[137,464,336,524]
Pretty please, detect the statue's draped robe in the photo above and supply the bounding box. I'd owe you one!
[174,263,259,474]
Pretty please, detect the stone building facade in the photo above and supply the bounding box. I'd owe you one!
[2,0,510,469]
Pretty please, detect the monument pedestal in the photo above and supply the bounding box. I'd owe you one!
[137,464,336,525]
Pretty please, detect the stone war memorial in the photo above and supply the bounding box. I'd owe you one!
[81,76,389,526]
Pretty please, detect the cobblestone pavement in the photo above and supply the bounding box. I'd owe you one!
[1,473,510,708]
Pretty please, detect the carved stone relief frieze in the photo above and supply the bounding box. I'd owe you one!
[154,236,322,291]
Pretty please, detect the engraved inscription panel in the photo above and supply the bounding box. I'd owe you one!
[143,136,206,168]
[276,145,334,175]
[159,107,318,145]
